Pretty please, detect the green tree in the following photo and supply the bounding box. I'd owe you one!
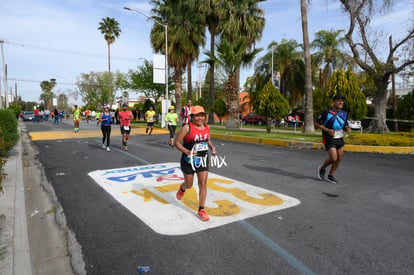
[255,40,305,107]
[314,69,367,121]
[76,71,125,108]
[98,17,122,106]
[219,0,265,101]
[39,79,56,110]
[242,73,269,113]
[7,103,22,118]
[128,60,166,107]
[150,0,203,115]
[396,90,414,121]
[206,37,261,129]
[212,97,227,125]
[311,29,349,88]
[255,80,290,133]
[339,0,414,133]
[199,0,222,124]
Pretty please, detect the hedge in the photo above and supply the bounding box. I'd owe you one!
[0,109,19,192]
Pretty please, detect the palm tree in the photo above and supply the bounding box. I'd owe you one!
[199,0,222,124]
[255,40,305,107]
[300,0,314,133]
[150,0,205,114]
[206,37,261,129]
[219,0,265,88]
[183,1,206,102]
[311,29,348,88]
[39,79,56,110]
[98,17,121,106]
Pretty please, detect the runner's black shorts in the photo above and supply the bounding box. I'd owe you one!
[180,154,209,175]
[324,136,345,150]
[120,125,131,135]
[147,122,154,127]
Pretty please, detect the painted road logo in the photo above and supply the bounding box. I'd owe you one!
[88,163,300,235]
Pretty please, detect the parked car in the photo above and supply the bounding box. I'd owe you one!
[348,119,362,130]
[241,113,266,126]
[22,111,35,121]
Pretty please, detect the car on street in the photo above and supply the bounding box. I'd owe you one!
[348,119,362,130]
[241,113,266,126]
[22,111,35,121]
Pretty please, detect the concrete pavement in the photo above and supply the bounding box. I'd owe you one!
[0,123,83,275]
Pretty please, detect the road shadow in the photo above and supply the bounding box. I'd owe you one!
[243,164,319,182]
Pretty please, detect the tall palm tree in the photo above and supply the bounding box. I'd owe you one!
[206,37,261,129]
[150,0,205,114]
[301,0,314,133]
[98,17,121,106]
[199,0,222,124]
[184,1,206,102]
[255,40,304,107]
[311,29,348,88]
[220,0,265,88]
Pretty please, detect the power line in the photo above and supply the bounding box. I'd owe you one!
[0,38,139,62]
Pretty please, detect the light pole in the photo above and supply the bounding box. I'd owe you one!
[124,6,168,100]
[124,6,169,127]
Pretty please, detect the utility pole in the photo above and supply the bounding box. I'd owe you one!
[1,40,8,109]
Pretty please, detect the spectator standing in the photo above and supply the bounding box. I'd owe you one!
[44,109,50,121]
[33,108,39,123]
[180,100,192,125]
[54,108,59,125]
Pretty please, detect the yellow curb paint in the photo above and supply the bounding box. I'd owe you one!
[344,144,414,154]
[210,134,413,154]
[29,128,169,141]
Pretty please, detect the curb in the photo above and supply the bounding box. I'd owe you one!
[210,133,414,154]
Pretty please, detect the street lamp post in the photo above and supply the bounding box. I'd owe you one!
[124,7,168,99]
[124,6,169,127]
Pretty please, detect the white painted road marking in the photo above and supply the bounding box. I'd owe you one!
[88,162,300,235]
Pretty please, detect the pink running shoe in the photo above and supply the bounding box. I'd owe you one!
[198,209,210,221]
[176,184,185,200]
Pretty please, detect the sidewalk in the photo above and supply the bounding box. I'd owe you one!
[0,126,33,274]
[0,123,83,275]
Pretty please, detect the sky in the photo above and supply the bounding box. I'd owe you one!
[0,0,413,106]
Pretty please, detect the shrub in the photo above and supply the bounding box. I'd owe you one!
[346,132,414,146]
[0,109,19,156]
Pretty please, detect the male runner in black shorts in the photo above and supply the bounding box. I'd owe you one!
[315,95,351,184]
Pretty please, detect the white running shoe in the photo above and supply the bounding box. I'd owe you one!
[106,147,110,152]
[102,144,106,149]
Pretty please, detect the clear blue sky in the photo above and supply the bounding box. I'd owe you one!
[0,0,412,106]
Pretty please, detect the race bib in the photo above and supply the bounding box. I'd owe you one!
[194,142,209,156]
[123,126,130,131]
[334,129,344,139]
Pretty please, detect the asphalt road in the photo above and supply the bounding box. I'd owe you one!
[24,119,414,275]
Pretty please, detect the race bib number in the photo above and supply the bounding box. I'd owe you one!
[148,117,154,122]
[334,129,344,139]
[123,126,130,131]
[194,142,209,155]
